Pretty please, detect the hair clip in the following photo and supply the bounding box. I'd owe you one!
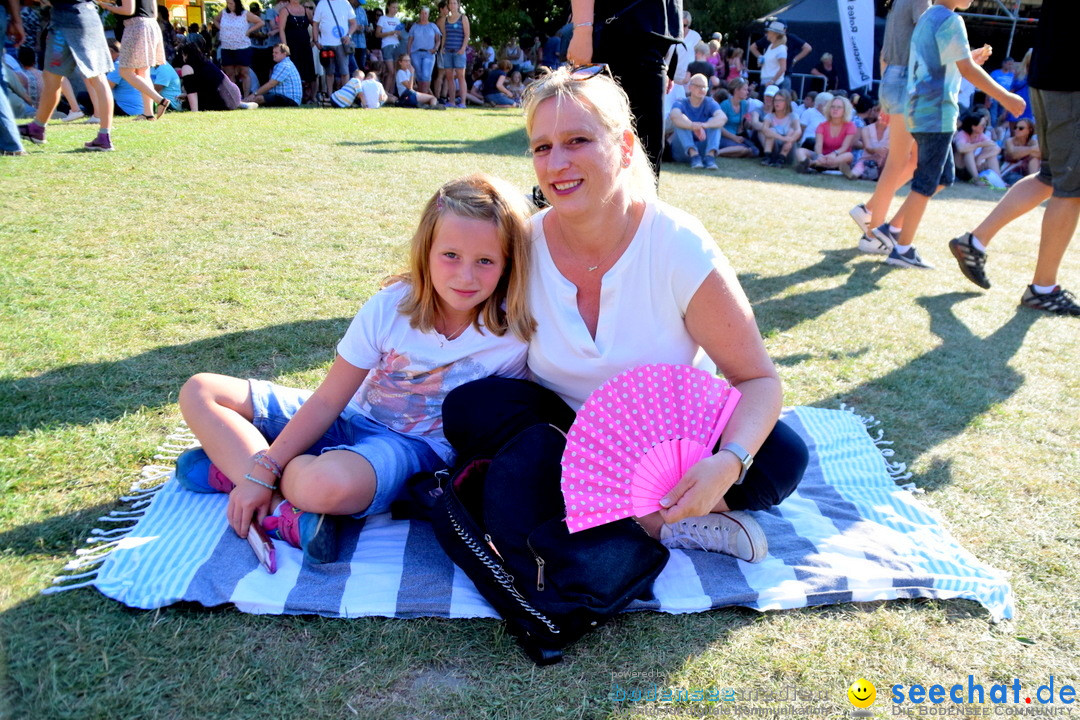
[436,195,445,211]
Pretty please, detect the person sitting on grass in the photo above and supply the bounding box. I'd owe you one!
[759,87,800,167]
[174,173,536,563]
[1001,116,1040,182]
[482,59,516,107]
[853,110,890,180]
[716,78,758,158]
[394,54,439,107]
[795,95,857,177]
[669,73,726,170]
[359,71,387,107]
[244,42,302,106]
[954,111,1002,184]
[794,90,831,158]
[176,43,248,111]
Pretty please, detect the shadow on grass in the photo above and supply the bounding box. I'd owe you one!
[0,318,350,437]
[816,291,1039,490]
[336,126,527,157]
[742,248,893,335]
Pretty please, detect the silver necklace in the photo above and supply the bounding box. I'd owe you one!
[556,209,633,273]
[437,317,471,347]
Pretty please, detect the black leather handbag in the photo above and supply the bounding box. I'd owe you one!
[397,423,670,665]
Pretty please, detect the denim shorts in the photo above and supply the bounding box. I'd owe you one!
[249,379,446,517]
[442,51,466,70]
[910,131,956,197]
[879,64,909,116]
[44,3,113,79]
[381,42,402,63]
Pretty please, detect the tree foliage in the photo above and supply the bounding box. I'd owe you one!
[388,0,785,48]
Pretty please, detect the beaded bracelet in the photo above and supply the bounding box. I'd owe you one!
[244,473,278,491]
[252,450,283,478]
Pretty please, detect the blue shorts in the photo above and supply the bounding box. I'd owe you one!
[910,131,956,197]
[381,42,403,63]
[249,379,446,517]
[879,64,909,116]
[442,51,466,70]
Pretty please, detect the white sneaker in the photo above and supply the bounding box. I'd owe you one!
[660,511,768,563]
[858,232,892,255]
[849,203,871,234]
[83,115,100,125]
[62,110,85,122]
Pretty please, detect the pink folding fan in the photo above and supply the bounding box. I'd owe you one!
[560,363,742,533]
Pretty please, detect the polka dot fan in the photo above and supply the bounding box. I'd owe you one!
[560,363,742,533]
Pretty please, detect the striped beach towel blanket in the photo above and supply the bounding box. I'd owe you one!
[45,406,1015,622]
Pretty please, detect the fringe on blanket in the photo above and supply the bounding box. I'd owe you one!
[42,426,198,595]
[42,405,917,596]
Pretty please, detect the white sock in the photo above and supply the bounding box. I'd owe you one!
[1032,283,1057,294]
[970,234,987,253]
[888,224,902,236]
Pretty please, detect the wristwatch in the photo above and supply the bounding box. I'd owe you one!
[719,442,753,485]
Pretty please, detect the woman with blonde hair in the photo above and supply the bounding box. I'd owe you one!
[442,66,808,563]
[796,94,857,177]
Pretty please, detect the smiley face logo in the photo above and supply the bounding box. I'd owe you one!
[847,678,876,709]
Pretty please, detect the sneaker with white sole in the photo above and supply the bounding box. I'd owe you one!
[948,232,990,289]
[660,511,767,563]
[18,122,46,144]
[83,116,100,124]
[1020,285,1080,316]
[62,110,85,122]
[84,133,114,151]
[886,245,934,269]
[857,232,891,255]
[870,223,899,251]
[689,154,704,170]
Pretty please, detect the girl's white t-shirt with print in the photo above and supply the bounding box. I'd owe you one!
[337,281,527,460]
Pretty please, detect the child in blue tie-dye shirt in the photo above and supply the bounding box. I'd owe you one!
[880,0,1025,270]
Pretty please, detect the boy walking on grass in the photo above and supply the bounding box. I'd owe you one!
[946,0,1079,316]
[882,0,1025,270]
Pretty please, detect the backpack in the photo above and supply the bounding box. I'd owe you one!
[396,423,670,665]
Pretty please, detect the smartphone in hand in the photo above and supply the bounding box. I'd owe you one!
[247,521,277,574]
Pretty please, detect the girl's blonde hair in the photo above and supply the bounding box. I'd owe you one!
[394,174,536,342]
[771,89,793,115]
[521,66,657,202]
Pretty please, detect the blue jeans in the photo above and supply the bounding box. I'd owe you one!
[671,127,720,162]
[485,92,515,106]
[0,6,25,154]
[411,50,434,82]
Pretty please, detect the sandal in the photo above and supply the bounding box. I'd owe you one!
[154,97,171,120]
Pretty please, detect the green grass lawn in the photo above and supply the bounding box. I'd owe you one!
[1,107,1077,720]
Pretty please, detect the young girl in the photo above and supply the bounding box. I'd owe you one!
[174,174,535,563]
[759,89,801,167]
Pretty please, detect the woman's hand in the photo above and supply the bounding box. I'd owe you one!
[658,451,742,524]
[226,471,274,538]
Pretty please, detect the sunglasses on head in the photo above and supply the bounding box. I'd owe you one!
[567,63,611,81]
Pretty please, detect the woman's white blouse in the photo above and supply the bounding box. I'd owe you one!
[527,200,726,410]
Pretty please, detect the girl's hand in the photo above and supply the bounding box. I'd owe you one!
[657,452,741,524]
[227,475,274,538]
